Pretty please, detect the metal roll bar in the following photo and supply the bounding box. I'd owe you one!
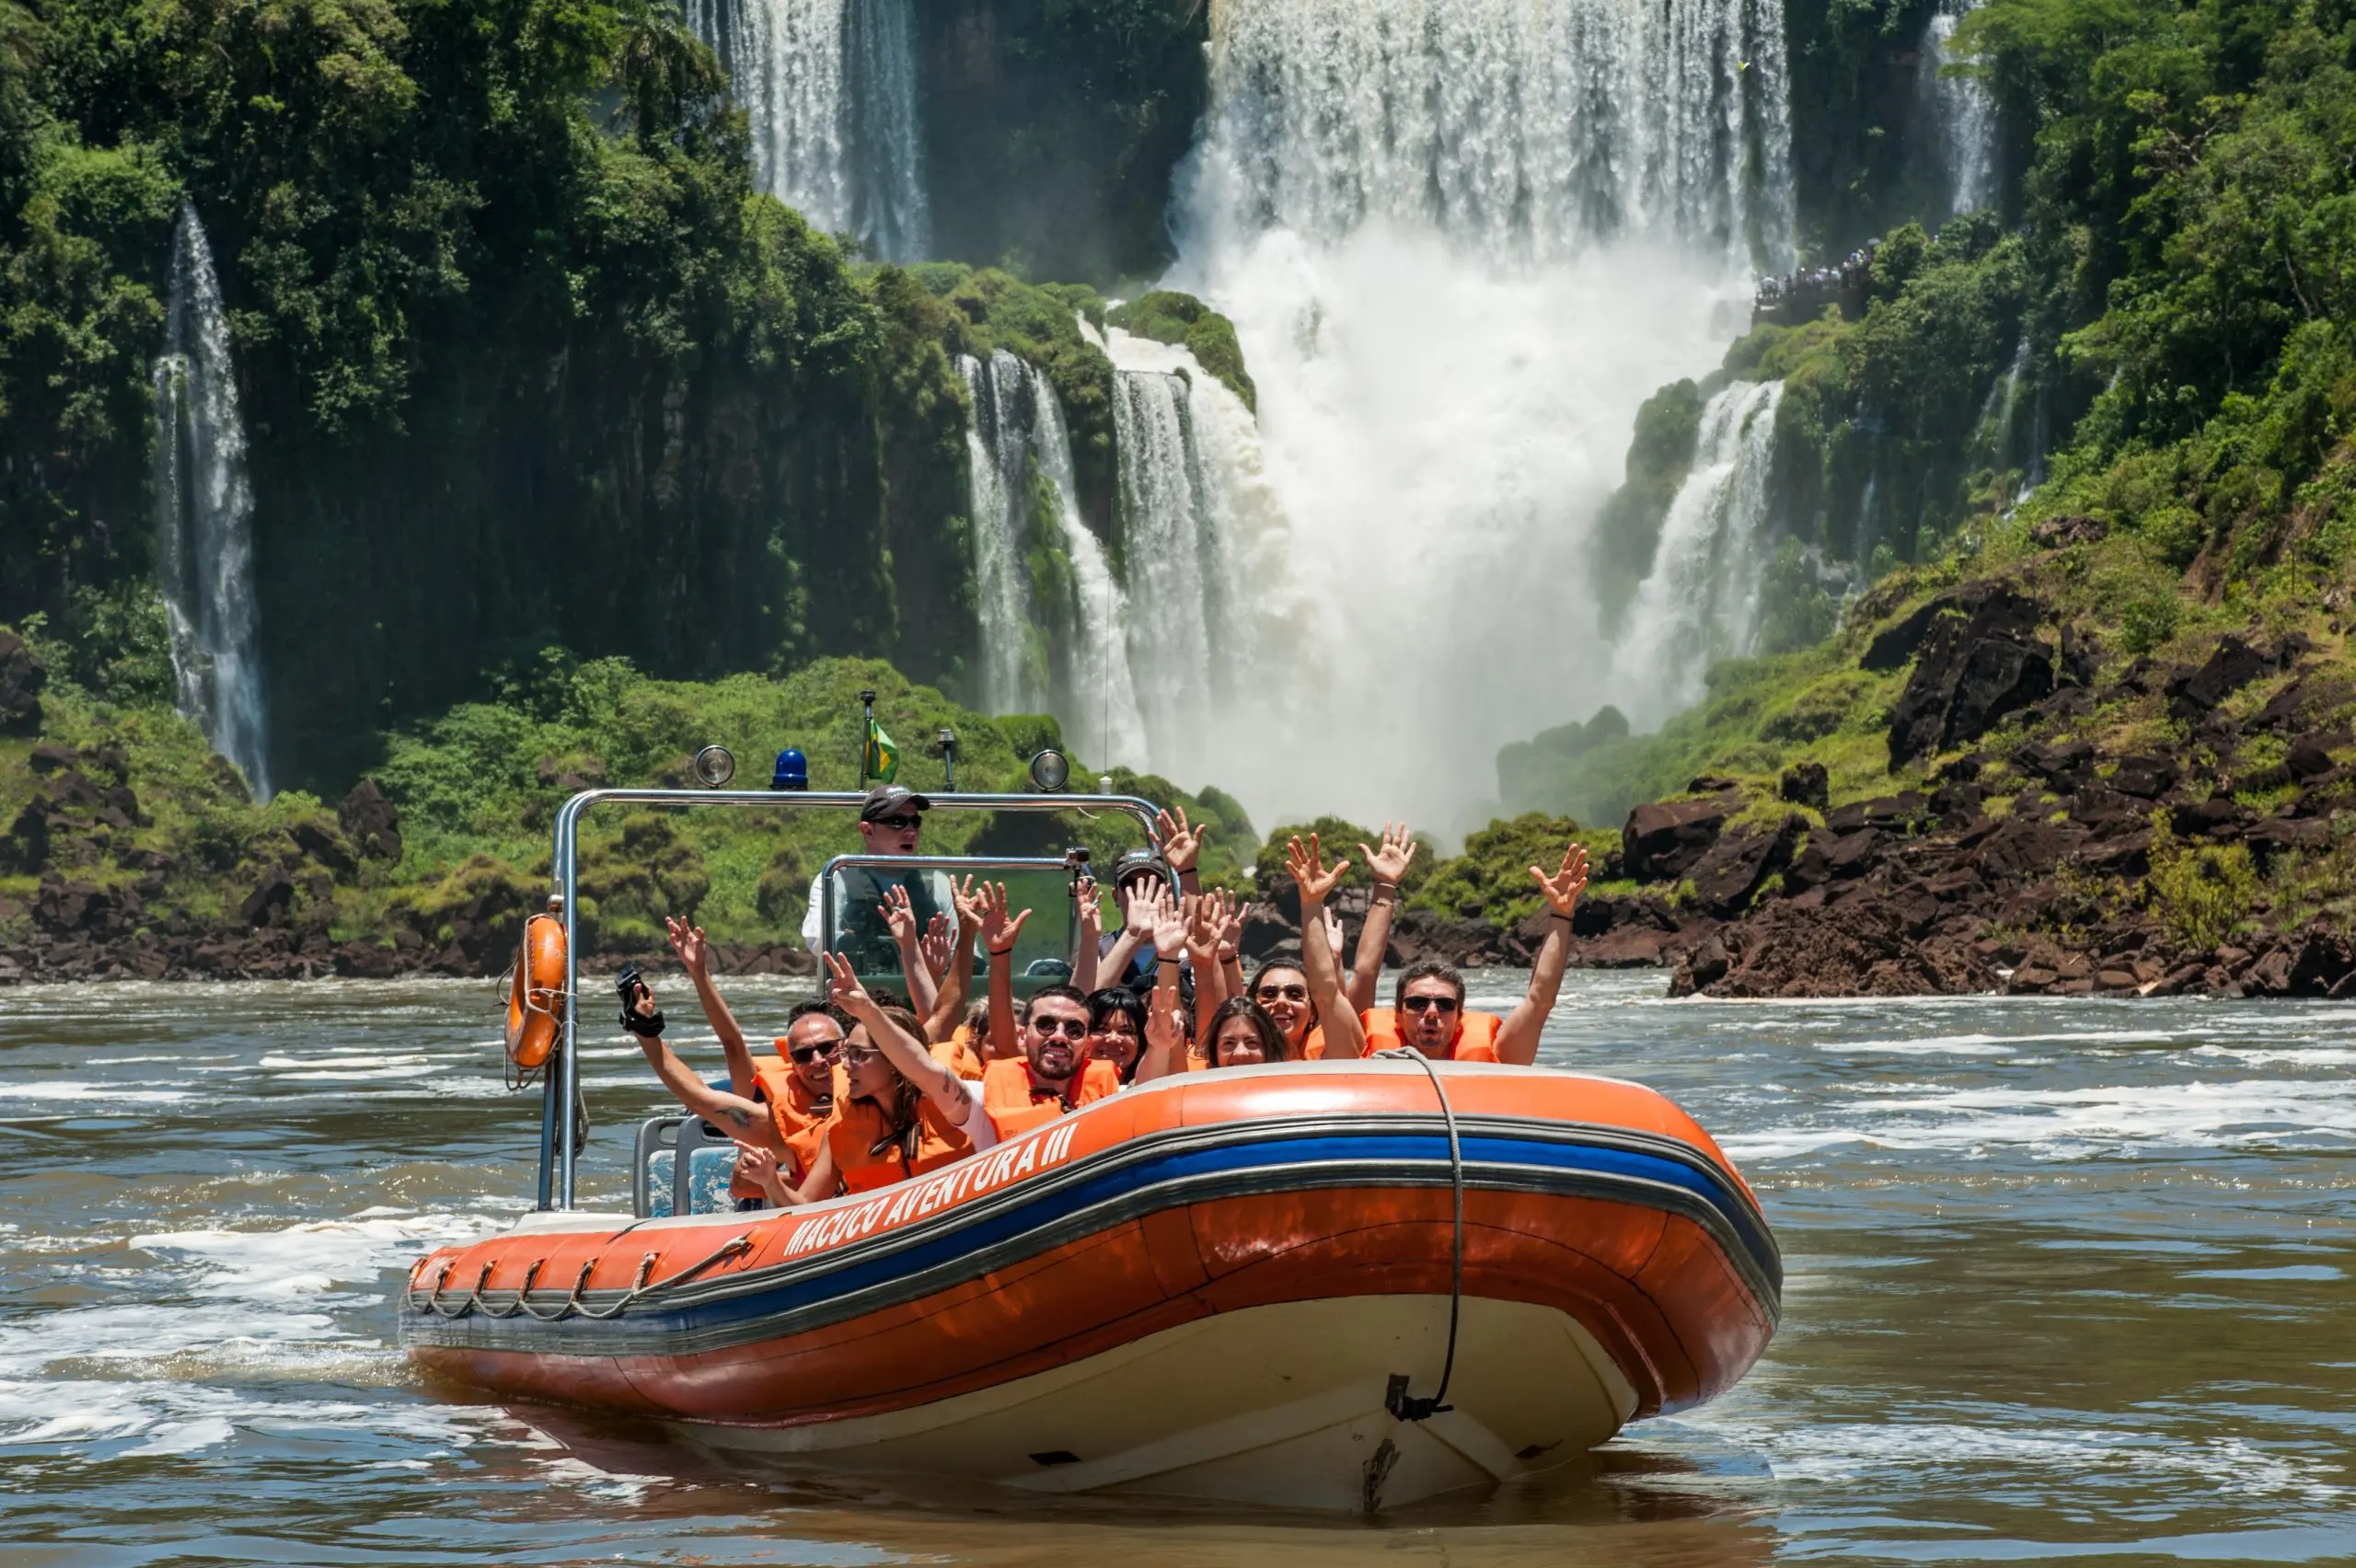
[540,789,1163,1209]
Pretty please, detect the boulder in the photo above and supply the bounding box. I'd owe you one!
[0,802,50,874]
[338,779,403,861]
[1669,894,1998,998]
[1779,761,1829,811]
[2166,637,2272,721]
[1684,814,1807,916]
[290,819,358,878]
[2284,737,2336,780]
[1823,792,1928,834]
[1887,591,2055,769]
[0,629,45,735]
[1969,817,2087,880]
[240,872,296,928]
[2108,755,2179,800]
[1575,926,1669,968]
[1622,796,1737,883]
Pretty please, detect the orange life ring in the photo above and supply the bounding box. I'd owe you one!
[503,913,567,1072]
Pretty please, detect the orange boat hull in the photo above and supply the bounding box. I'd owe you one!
[401,1059,1777,1510]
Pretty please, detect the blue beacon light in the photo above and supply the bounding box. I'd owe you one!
[770,748,809,791]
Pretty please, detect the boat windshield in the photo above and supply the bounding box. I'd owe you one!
[818,854,1094,997]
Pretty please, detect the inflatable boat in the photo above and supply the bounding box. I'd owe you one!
[398,782,1778,1512]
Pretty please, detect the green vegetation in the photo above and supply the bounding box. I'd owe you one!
[2143,812,2258,949]
[1107,292,1256,411]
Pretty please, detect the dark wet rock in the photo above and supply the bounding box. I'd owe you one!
[1685,813,1807,917]
[1823,792,1928,835]
[2242,923,2356,997]
[1622,796,1737,883]
[2108,755,2180,800]
[2013,738,2095,789]
[2166,636,2273,721]
[1929,779,1985,824]
[2246,814,2332,866]
[240,872,296,928]
[1969,816,2086,880]
[2169,797,2251,840]
[2284,737,2337,780]
[290,820,357,878]
[0,630,44,735]
[338,779,403,861]
[1670,894,1997,998]
[1779,762,1829,811]
[1574,926,1669,968]
[0,802,51,874]
[1686,774,1743,795]
[1888,590,2055,769]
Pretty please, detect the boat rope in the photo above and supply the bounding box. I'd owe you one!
[1378,1048,1461,1423]
[410,1234,754,1322]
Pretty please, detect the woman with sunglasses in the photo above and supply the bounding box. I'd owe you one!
[738,954,998,1205]
[1242,961,1325,1062]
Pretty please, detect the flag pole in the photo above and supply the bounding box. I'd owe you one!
[859,687,877,787]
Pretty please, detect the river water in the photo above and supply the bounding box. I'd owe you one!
[3,974,2351,1564]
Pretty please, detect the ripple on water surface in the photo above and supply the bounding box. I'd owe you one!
[2,975,2352,1564]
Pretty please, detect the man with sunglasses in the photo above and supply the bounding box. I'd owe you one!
[1286,832,1590,1066]
[978,983,1119,1137]
[800,784,954,969]
[665,916,845,1205]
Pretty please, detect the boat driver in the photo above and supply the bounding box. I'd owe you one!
[801,784,955,973]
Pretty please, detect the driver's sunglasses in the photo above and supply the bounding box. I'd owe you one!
[1401,995,1460,1015]
[788,1041,838,1065]
[1032,1018,1090,1040]
[872,813,923,831]
[1254,983,1309,1003]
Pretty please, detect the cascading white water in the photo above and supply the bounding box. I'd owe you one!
[1610,380,1784,730]
[683,0,929,259]
[1926,2,1995,215]
[958,350,1146,764]
[1170,0,1795,826]
[154,202,271,801]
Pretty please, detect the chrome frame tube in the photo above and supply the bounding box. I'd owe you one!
[545,789,1161,1209]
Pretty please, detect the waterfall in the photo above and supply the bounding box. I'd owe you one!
[153,202,271,801]
[1610,380,1784,730]
[958,350,1146,765]
[1925,2,1995,215]
[1169,0,1796,826]
[683,0,929,259]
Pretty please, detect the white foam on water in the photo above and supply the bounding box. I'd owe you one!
[0,1083,194,1102]
[1682,1415,2348,1506]
[1727,1078,2356,1163]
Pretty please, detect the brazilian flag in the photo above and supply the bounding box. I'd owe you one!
[865,718,899,783]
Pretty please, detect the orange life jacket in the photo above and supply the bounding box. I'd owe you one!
[730,1055,837,1204]
[981,1056,1118,1138]
[930,1025,987,1081]
[824,1091,973,1195]
[1298,1024,1332,1060]
[1358,1007,1502,1062]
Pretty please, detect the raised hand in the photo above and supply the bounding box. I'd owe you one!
[1124,877,1161,935]
[878,884,918,943]
[1285,834,1350,906]
[823,951,879,1016]
[919,912,955,982]
[1153,889,1190,962]
[1074,871,1103,937]
[952,873,987,932]
[664,916,710,974]
[1359,822,1420,888]
[980,881,1033,956]
[1154,805,1208,874]
[1212,889,1246,963]
[1531,840,1591,919]
[1319,905,1345,964]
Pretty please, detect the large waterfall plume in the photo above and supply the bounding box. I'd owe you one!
[1172,0,1796,826]
[684,0,930,259]
[1100,327,1308,780]
[958,351,1147,766]
[153,202,271,801]
[1610,380,1784,729]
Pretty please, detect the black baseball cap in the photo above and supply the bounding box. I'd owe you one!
[1112,847,1170,887]
[860,784,933,822]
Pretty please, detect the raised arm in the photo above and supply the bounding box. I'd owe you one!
[980,881,1032,1060]
[1133,906,1190,1083]
[879,885,939,1019]
[824,953,988,1140]
[1156,806,1209,898]
[922,876,983,1046]
[665,917,756,1098]
[1287,835,1366,1059]
[1070,871,1104,994]
[1099,881,1152,991]
[1184,891,1231,1020]
[1348,823,1418,1015]
[1496,841,1589,1066]
[1214,892,1247,1004]
[620,974,784,1152]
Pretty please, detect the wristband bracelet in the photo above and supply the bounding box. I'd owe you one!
[987,944,1016,957]
[1549,911,1573,925]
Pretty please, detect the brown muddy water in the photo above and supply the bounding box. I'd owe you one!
[2,974,2351,1565]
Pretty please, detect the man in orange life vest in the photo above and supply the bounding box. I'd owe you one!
[1288,831,1590,1066]
[665,917,841,1204]
[982,982,1121,1136]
